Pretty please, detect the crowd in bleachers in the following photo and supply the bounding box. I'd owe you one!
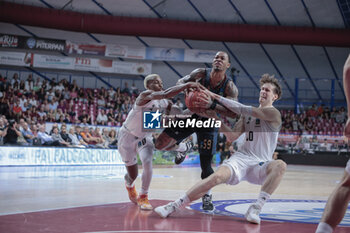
[0,72,347,151]
[0,73,138,147]
[280,104,346,135]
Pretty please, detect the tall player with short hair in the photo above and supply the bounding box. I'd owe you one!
[154,51,239,211]
[316,55,350,233]
[155,74,286,224]
[118,74,199,210]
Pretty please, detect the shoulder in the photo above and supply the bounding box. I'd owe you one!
[189,68,206,80]
[224,80,238,99]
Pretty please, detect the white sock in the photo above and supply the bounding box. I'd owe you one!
[174,194,190,209]
[175,142,187,152]
[256,191,270,209]
[316,222,333,233]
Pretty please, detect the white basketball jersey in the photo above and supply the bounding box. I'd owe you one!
[123,98,168,138]
[238,112,281,161]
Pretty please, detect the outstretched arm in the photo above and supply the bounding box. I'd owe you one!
[136,82,199,106]
[176,68,206,85]
[343,55,350,137]
[206,91,280,124]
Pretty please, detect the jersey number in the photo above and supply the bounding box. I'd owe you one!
[247,131,254,141]
[202,139,212,150]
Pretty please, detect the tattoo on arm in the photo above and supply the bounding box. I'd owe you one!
[177,68,206,84]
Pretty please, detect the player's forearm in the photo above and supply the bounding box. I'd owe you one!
[217,96,252,117]
[176,75,190,85]
[213,104,238,118]
[162,83,188,99]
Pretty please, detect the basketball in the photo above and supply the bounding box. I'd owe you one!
[185,89,206,113]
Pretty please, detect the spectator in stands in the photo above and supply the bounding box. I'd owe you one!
[97,96,106,108]
[33,77,42,92]
[19,80,26,95]
[51,126,70,147]
[108,128,118,148]
[49,97,59,111]
[78,110,90,124]
[30,124,41,146]
[96,109,108,125]
[11,73,19,86]
[319,139,331,151]
[21,122,34,145]
[74,126,88,147]
[307,104,318,119]
[122,82,131,95]
[12,100,22,120]
[28,96,38,108]
[336,107,346,124]
[130,82,139,95]
[25,74,34,92]
[92,127,106,148]
[3,119,21,145]
[80,126,99,147]
[107,108,115,125]
[68,126,86,148]
[60,124,72,145]
[62,86,71,100]
[0,98,10,118]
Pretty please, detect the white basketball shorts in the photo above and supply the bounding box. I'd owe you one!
[221,152,272,185]
[117,127,154,166]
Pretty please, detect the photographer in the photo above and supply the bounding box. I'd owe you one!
[3,119,22,145]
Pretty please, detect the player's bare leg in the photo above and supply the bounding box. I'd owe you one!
[316,172,350,233]
[125,164,138,204]
[246,160,287,224]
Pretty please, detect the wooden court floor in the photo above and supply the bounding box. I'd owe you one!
[0,164,349,233]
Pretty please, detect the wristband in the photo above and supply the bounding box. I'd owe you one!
[210,100,217,110]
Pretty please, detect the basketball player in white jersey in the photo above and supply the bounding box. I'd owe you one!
[118,74,199,210]
[155,74,286,224]
[316,55,350,233]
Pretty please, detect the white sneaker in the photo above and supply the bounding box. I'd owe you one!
[154,202,177,218]
[245,204,261,224]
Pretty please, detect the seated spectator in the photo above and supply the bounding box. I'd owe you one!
[68,126,86,148]
[3,119,22,145]
[37,125,60,146]
[96,109,108,125]
[20,122,34,145]
[80,126,100,147]
[108,128,118,149]
[74,126,89,147]
[51,126,70,147]
[60,124,72,145]
[92,127,105,148]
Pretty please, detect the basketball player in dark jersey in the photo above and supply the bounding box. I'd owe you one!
[155,51,239,211]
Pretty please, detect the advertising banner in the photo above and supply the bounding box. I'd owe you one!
[0,34,66,52]
[33,54,74,69]
[23,37,66,52]
[0,147,124,166]
[145,47,185,61]
[0,51,33,66]
[73,57,113,73]
[105,44,146,59]
[66,41,106,56]
[0,34,20,48]
[184,49,217,63]
[113,60,151,75]
[0,51,152,75]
